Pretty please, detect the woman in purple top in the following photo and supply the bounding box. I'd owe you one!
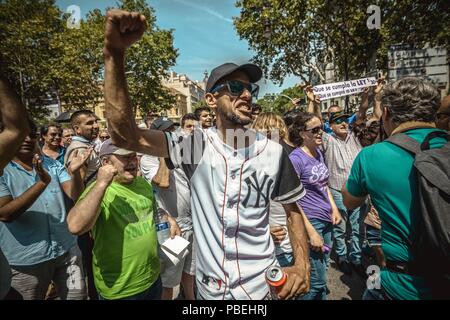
[288,112,342,300]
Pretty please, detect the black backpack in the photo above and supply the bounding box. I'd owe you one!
[387,130,450,298]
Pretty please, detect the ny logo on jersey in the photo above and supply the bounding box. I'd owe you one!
[242,172,274,208]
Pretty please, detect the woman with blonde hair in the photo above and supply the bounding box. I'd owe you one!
[251,112,289,144]
[251,112,323,276]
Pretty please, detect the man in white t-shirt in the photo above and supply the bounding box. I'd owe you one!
[103,9,310,300]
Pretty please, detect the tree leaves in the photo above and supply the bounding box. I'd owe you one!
[256,84,305,115]
[234,0,448,86]
[0,0,178,121]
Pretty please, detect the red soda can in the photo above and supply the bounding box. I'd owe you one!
[266,266,287,300]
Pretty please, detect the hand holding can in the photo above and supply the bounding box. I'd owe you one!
[266,266,287,300]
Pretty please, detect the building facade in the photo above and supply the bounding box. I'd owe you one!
[163,71,206,114]
[162,87,188,123]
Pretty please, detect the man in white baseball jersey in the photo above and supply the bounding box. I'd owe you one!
[102,9,310,300]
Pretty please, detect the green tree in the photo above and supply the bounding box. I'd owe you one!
[379,1,449,52]
[257,85,305,115]
[0,0,178,121]
[118,0,178,115]
[192,99,208,112]
[234,0,448,85]
[51,9,105,111]
[0,0,64,120]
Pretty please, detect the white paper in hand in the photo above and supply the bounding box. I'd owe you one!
[160,235,190,266]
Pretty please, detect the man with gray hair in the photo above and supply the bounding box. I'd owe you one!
[342,77,447,299]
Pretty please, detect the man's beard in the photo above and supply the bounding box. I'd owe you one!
[224,111,252,126]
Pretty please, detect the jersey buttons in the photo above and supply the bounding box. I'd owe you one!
[227,201,235,209]
[225,228,236,237]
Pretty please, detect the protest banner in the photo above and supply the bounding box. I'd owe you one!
[312,77,377,100]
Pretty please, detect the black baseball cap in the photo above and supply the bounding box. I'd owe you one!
[150,116,175,131]
[206,63,263,93]
[329,111,351,123]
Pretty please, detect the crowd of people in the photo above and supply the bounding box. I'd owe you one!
[0,9,449,301]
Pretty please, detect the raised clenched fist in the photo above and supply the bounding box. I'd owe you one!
[97,164,118,186]
[104,9,147,55]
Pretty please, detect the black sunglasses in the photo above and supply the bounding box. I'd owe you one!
[210,80,259,99]
[333,117,349,125]
[305,126,323,134]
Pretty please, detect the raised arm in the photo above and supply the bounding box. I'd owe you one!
[0,77,30,172]
[67,164,117,235]
[103,9,167,157]
[372,77,386,120]
[354,87,370,126]
[278,202,310,300]
[152,158,170,188]
[302,84,322,120]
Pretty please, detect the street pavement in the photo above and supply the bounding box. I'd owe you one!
[327,259,367,300]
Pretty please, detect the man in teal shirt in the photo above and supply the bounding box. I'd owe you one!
[342,77,446,300]
[67,139,180,300]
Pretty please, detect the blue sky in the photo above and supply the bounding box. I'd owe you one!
[56,0,298,96]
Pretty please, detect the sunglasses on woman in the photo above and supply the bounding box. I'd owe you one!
[210,80,259,99]
[305,126,323,134]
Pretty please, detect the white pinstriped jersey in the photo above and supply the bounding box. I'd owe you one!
[165,127,305,300]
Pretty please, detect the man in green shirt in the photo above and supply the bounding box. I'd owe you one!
[67,139,180,300]
[342,77,446,300]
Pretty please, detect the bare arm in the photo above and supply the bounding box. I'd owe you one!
[67,164,117,235]
[342,184,366,210]
[373,95,382,120]
[354,87,370,125]
[103,10,167,157]
[372,77,386,120]
[278,202,310,300]
[299,205,324,252]
[60,170,84,202]
[0,77,30,172]
[326,186,342,225]
[303,84,322,120]
[0,155,51,222]
[0,183,47,223]
[152,158,170,189]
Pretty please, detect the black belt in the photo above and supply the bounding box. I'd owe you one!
[385,260,423,277]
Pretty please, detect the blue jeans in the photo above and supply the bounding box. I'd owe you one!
[99,277,162,300]
[298,219,333,300]
[276,252,294,267]
[331,188,363,265]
